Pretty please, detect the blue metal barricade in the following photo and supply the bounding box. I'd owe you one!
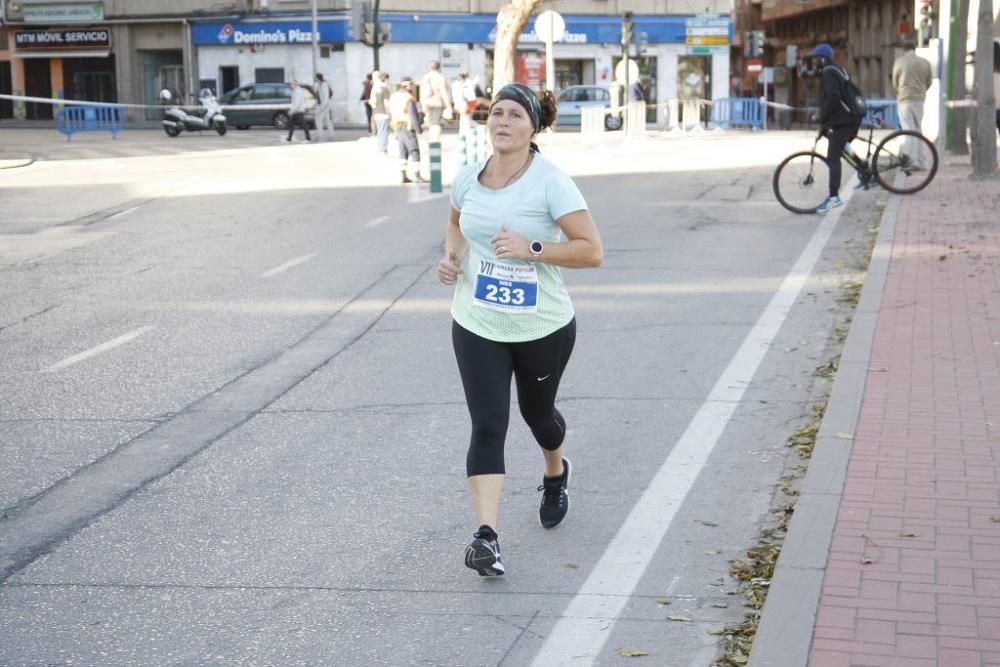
[863,99,900,129]
[55,104,126,141]
[710,98,763,131]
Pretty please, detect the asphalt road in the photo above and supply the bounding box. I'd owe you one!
[0,127,882,665]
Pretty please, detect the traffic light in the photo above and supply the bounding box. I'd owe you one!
[752,30,765,57]
[362,21,375,45]
[622,12,633,46]
[744,31,753,58]
[378,22,391,44]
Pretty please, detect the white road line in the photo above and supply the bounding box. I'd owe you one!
[42,326,156,373]
[530,192,853,666]
[365,215,391,229]
[108,204,141,220]
[259,253,318,278]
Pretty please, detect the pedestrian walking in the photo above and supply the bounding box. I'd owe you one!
[420,60,452,142]
[810,43,864,214]
[451,71,478,136]
[389,77,424,183]
[314,72,335,141]
[892,40,933,169]
[369,71,391,154]
[285,78,311,143]
[629,79,645,103]
[361,73,374,135]
[436,83,603,577]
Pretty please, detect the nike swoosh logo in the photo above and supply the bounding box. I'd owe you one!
[537,374,551,382]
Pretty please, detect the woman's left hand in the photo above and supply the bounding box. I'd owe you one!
[490,225,527,260]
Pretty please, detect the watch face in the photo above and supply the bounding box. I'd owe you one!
[530,241,543,254]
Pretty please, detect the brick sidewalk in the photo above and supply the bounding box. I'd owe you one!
[810,163,1000,666]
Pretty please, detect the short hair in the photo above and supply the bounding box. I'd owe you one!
[430,60,440,71]
[900,39,916,51]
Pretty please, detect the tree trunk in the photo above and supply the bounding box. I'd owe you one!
[971,0,997,178]
[949,0,970,154]
[492,0,544,95]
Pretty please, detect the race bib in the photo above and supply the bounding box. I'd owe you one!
[473,259,538,313]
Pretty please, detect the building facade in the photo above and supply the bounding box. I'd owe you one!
[733,0,921,126]
[1,0,732,127]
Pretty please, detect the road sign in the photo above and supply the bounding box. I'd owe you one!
[686,35,728,46]
[687,46,727,55]
[747,59,763,76]
[535,11,565,95]
[534,10,565,42]
[614,58,639,84]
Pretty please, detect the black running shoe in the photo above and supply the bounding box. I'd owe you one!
[538,457,571,529]
[464,527,504,576]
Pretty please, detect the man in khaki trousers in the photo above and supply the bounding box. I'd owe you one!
[892,41,933,169]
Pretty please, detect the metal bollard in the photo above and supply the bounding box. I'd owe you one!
[479,124,490,162]
[455,132,467,166]
[429,141,442,193]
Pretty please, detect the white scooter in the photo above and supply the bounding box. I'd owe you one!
[160,89,227,137]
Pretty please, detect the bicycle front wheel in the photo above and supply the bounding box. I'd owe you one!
[773,151,830,214]
[872,130,938,194]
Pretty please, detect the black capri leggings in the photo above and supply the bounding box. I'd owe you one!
[826,123,859,197]
[452,318,577,476]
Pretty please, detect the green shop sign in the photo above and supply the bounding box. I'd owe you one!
[23,3,104,23]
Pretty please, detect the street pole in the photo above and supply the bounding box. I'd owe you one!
[311,0,319,78]
[373,0,381,71]
[545,21,555,93]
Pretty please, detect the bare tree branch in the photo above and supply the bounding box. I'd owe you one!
[492,0,544,94]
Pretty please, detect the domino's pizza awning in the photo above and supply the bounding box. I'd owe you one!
[191,13,732,46]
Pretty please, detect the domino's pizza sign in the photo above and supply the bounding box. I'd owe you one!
[193,21,348,46]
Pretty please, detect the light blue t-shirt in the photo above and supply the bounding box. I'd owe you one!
[449,154,588,343]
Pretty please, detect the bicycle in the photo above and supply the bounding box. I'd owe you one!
[772,114,939,214]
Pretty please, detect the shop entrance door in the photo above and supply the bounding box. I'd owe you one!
[141,51,183,120]
[24,59,52,120]
[219,66,239,96]
[0,61,12,119]
[613,56,658,122]
[678,55,710,127]
[71,72,115,103]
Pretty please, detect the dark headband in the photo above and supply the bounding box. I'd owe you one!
[489,84,542,133]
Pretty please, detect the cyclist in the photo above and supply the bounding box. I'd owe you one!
[809,43,865,214]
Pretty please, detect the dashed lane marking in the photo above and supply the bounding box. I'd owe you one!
[42,326,156,373]
[259,253,318,278]
[365,215,391,229]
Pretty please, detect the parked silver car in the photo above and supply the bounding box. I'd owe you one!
[219,82,317,130]
[556,85,622,130]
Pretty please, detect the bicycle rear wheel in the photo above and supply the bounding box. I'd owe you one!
[773,151,830,214]
[872,130,938,194]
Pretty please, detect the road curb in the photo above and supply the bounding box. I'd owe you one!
[748,190,901,666]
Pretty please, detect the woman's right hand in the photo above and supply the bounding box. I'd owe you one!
[438,251,461,285]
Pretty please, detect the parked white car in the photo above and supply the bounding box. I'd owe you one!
[555,85,622,130]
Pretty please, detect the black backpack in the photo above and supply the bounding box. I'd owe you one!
[824,65,867,118]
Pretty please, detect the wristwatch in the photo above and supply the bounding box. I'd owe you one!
[529,240,544,259]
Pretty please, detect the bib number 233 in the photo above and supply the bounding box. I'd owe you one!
[473,260,538,313]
